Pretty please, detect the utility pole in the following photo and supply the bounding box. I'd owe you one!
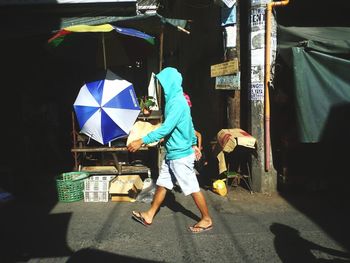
[248,0,277,192]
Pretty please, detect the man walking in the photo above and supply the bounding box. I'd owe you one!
[127,67,213,233]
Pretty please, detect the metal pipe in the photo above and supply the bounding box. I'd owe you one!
[265,0,289,171]
[71,111,78,170]
[102,33,107,70]
[158,29,164,109]
[176,26,190,35]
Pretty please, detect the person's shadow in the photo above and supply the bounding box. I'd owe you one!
[270,223,350,263]
[162,190,201,222]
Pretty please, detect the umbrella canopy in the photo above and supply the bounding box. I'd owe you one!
[48,23,155,69]
[73,69,140,145]
[49,24,155,47]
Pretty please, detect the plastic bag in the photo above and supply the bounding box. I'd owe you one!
[213,179,227,197]
[136,178,156,203]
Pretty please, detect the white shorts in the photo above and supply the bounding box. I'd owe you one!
[156,153,200,196]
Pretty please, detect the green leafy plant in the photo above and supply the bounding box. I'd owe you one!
[138,95,156,111]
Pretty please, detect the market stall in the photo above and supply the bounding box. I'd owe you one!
[48,13,190,202]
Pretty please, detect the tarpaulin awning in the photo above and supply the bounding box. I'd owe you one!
[278,26,350,56]
[277,25,350,143]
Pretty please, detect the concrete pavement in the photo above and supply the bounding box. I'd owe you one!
[1,182,350,263]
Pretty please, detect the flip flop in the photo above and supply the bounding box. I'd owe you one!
[189,224,213,234]
[132,211,151,227]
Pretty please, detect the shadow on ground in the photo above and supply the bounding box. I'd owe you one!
[279,187,350,253]
[271,223,350,262]
[0,172,163,263]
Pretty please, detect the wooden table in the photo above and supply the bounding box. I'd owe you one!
[71,146,156,175]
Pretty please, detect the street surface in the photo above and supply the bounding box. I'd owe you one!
[1,184,350,263]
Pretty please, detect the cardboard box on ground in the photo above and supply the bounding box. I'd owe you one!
[109,175,144,202]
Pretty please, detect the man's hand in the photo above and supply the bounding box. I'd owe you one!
[127,138,143,152]
[193,145,202,161]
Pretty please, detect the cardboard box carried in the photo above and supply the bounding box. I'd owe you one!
[109,175,143,202]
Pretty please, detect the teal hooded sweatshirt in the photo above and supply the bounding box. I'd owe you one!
[142,67,197,160]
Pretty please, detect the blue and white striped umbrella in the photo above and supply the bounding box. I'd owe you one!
[73,70,140,145]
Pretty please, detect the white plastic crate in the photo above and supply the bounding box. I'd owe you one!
[84,191,109,202]
[83,175,115,202]
[84,175,116,192]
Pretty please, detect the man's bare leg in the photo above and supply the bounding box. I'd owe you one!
[132,186,167,224]
[190,191,213,232]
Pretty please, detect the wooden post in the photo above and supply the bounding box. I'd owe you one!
[226,2,240,129]
[227,90,240,128]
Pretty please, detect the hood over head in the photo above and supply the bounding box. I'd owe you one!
[156,67,183,102]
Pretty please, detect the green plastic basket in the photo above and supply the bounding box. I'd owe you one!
[56,172,89,202]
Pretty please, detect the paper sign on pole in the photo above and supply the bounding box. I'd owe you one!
[225,25,237,48]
